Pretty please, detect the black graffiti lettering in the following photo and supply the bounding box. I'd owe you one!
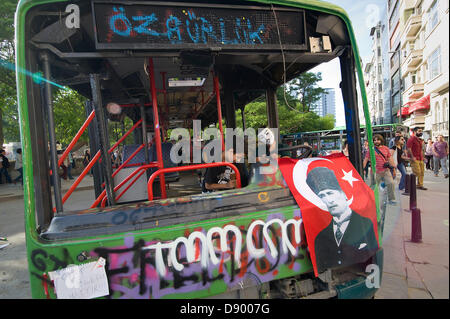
[31,249,48,272]
[202,268,225,286]
[173,269,199,289]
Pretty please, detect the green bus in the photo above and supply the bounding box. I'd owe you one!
[16,0,383,299]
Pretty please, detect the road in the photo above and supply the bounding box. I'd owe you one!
[0,189,95,299]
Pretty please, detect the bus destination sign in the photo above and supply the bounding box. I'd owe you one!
[93,2,307,50]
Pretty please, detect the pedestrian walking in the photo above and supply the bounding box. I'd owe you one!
[13,148,23,185]
[57,150,68,180]
[0,149,12,184]
[432,135,449,178]
[389,130,403,149]
[363,134,397,204]
[391,136,408,191]
[406,127,427,190]
[362,140,370,180]
[424,139,434,170]
[67,151,74,180]
[83,150,92,176]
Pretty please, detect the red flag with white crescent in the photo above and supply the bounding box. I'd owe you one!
[278,153,379,276]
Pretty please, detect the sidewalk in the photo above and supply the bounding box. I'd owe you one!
[0,175,95,203]
[376,169,449,299]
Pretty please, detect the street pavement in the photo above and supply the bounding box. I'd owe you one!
[375,168,449,299]
[0,169,448,299]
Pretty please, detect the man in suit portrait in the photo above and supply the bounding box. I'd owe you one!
[306,167,379,273]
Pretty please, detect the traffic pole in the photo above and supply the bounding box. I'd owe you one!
[411,208,422,243]
[409,174,417,211]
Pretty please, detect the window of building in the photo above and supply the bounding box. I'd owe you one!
[443,99,449,125]
[435,102,441,124]
[392,70,400,92]
[430,0,440,30]
[393,92,400,109]
[429,47,441,80]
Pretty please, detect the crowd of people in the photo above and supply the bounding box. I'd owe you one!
[361,128,449,204]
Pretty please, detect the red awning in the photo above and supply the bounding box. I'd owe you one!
[408,95,430,113]
[397,102,411,117]
[397,95,430,117]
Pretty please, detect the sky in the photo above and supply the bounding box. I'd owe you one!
[310,0,387,127]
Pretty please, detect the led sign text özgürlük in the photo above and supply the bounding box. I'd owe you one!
[107,6,266,45]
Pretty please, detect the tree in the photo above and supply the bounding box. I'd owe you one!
[285,72,326,113]
[236,71,334,135]
[0,0,19,146]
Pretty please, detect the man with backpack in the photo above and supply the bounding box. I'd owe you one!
[363,134,397,205]
[0,149,12,184]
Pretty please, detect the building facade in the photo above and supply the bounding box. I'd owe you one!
[422,0,449,139]
[397,0,449,139]
[314,88,336,120]
[388,0,404,123]
[384,0,449,140]
[365,15,392,125]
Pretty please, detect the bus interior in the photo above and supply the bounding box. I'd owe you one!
[23,0,364,237]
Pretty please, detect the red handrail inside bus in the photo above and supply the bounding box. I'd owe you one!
[94,162,159,208]
[146,162,242,201]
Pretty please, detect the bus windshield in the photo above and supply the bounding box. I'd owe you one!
[16,0,382,299]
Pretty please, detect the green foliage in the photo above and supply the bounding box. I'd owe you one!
[0,0,19,145]
[0,0,16,42]
[283,72,326,113]
[53,89,88,146]
[240,100,334,135]
[237,72,335,135]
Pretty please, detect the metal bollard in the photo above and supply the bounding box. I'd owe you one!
[409,174,417,211]
[411,208,422,243]
[403,174,410,195]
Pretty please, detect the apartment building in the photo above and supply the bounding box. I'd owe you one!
[365,2,393,126]
[422,0,449,139]
[397,0,449,139]
[388,0,403,123]
[365,22,385,125]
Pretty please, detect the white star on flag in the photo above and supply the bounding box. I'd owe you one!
[341,169,359,187]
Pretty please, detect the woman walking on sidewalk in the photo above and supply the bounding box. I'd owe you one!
[425,139,434,171]
[391,136,408,191]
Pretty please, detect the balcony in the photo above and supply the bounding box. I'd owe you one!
[404,14,422,37]
[408,112,426,126]
[432,122,449,136]
[405,49,423,68]
[404,83,424,99]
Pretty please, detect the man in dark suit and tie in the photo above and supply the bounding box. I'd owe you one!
[306,167,379,273]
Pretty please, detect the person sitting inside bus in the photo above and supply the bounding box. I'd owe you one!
[202,143,249,193]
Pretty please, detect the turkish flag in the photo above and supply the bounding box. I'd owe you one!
[278,153,379,276]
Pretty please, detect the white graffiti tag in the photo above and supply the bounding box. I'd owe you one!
[142,218,303,277]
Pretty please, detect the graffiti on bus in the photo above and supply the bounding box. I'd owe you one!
[31,210,311,298]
